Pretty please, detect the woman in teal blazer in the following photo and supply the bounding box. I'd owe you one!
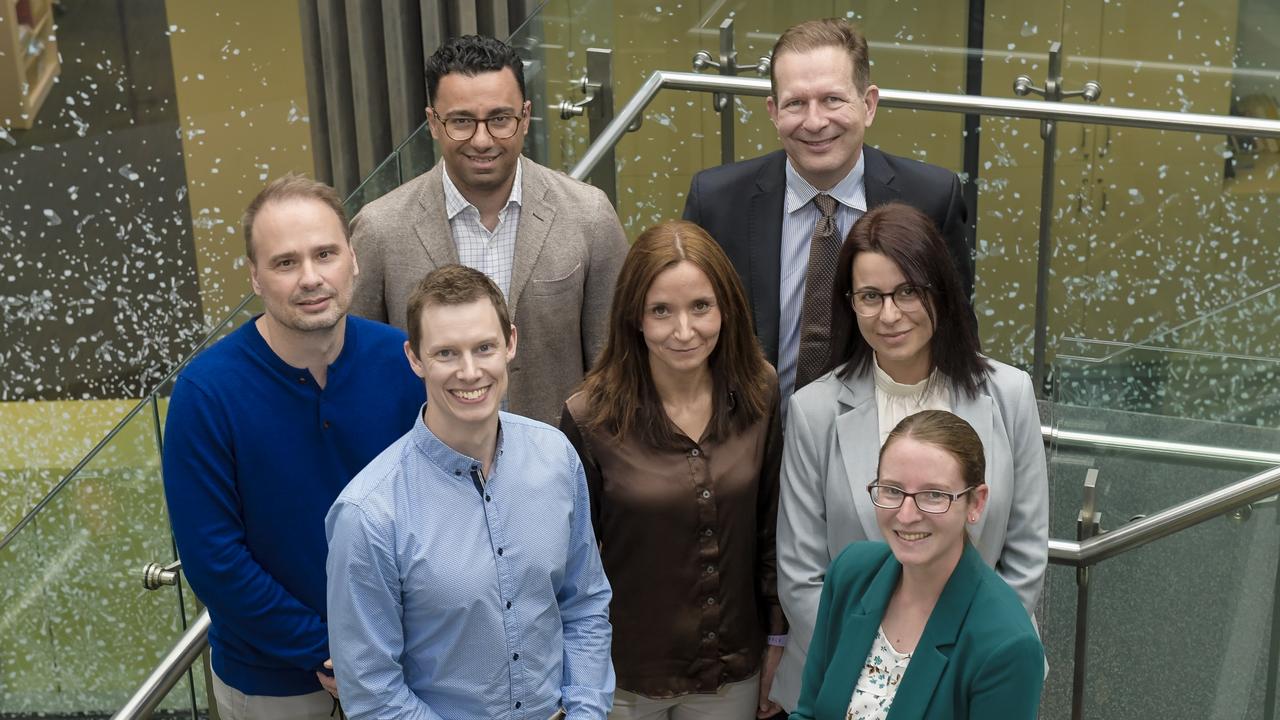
[793,411,1043,720]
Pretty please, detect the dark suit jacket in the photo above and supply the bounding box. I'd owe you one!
[682,148,971,366]
[794,542,1043,720]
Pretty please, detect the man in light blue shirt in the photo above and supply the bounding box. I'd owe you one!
[326,264,614,720]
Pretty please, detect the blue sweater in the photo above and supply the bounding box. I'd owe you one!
[162,316,425,696]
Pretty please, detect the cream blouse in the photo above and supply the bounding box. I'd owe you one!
[873,357,951,446]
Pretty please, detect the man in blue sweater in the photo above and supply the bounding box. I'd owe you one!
[162,174,425,719]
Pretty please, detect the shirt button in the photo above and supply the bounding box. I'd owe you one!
[485,494,491,502]
[297,377,306,384]
[705,596,715,606]
[323,420,331,429]
[707,631,717,639]
[515,702,522,709]
[701,489,711,499]
[497,548,504,556]
[703,528,713,537]
[690,448,700,457]
[705,564,714,574]
[506,601,512,609]
[513,653,519,661]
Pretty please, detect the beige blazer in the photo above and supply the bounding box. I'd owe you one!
[348,158,629,426]
[771,359,1049,711]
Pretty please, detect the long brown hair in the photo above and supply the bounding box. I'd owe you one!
[578,221,772,446]
[827,203,988,397]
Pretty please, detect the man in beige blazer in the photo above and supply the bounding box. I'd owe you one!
[349,35,628,425]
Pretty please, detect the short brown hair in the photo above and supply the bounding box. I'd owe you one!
[405,265,512,353]
[880,410,986,490]
[577,220,772,446]
[769,18,871,96]
[242,173,349,263]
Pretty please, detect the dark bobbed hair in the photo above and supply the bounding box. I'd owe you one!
[425,35,526,106]
[242,173,348,263]
[828,202,988,397]
[879,410,986,491]
[577,220,772,446]
[405,265,512,354]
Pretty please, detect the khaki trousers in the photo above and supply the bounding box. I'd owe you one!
[210,668,335,720]
[609,673,759,720]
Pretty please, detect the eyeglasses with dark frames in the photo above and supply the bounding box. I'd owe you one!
[430,108,525,141]
[866,482,975,514]
[845,284,930,318]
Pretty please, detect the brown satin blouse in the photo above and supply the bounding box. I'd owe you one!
[559,381,786,698]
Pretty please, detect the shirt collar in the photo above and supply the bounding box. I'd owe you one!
[783,152,866,214]
[410,405,506,479]
[441,156,523,221]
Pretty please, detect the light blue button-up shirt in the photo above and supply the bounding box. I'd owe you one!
[326,410,615,720]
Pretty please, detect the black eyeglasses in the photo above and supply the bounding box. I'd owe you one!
[866,482,975,514]
[430,109,524,141]
[846,284,930,318]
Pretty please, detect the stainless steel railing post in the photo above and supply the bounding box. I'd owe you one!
[1012,42,1103,398]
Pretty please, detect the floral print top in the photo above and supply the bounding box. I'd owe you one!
[846,626,913,720]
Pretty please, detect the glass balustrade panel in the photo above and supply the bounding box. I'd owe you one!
[1040,495,1280,719]
[0,395,190,716]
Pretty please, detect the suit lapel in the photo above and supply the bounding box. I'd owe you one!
[828,553,903,705]
[507,159,554,315]
[748,153,786,363]
[863,146,900,210]
[834,371,882,539]
[414,165,461,267]
[951,382,996,541]
[889,544,984,719]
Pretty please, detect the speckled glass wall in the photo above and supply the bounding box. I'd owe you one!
[2,0,1279,716]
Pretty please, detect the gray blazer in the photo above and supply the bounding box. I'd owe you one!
[348,158,629,426]
[771,359,1049,711]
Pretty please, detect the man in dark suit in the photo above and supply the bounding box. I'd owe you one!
[684,18,970,407]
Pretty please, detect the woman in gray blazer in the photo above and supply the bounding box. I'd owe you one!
[770,203,1049,712]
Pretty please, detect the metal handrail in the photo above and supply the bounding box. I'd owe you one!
[1049,463,1280,566]
[1042,425,1280,468]
[569,70,1280,181]
[111,610,210,720]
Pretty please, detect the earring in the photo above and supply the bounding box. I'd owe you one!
[968,513,978,523]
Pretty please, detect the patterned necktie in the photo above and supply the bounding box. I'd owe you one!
[795,193,841,389]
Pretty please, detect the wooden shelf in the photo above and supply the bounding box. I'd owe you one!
[0,0,60,129]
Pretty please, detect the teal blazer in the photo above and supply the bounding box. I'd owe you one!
[793,542,1043,720]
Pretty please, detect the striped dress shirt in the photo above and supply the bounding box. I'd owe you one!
[777,155,866,406]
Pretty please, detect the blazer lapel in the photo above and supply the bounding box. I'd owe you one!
[748,153,786,364]
[834,371,882,540]
[951,383,996,541]
[507,159,554,316]
[414,165,461,267]
[889,544,984,719]
[863,146,901,210]
[829,553,903,703]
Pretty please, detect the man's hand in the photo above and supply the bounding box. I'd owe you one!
[317,658,339,699]
[758,644,783,718]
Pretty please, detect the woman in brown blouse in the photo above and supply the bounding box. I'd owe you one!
[560,220,786,719]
